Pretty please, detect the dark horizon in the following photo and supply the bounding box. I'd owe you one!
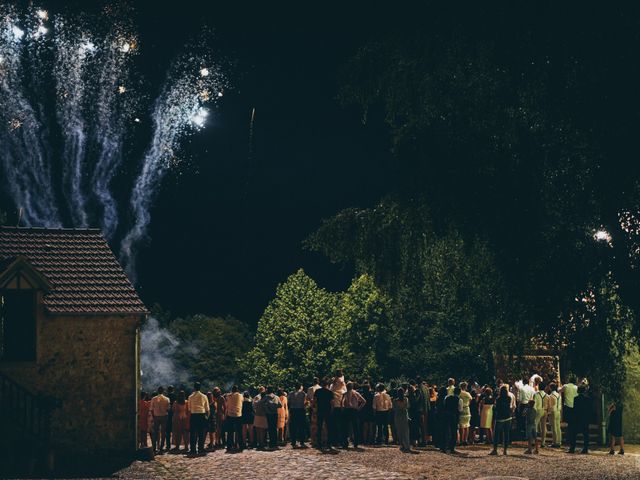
[3,1,640,324]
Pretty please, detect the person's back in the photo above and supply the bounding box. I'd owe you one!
[315,386,334,414]
[562,382,578,408]
[574,392,591,425]
[444,393,460,415]
[226,390,244,418]
[494,394,512,421]
[151,393,170,416]
[260,392,282,416]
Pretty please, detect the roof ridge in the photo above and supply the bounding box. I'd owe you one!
[0,226,103,234]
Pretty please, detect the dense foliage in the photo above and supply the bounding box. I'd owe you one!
[143,305,252,389]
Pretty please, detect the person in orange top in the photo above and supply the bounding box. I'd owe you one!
[171,390,190,452]
[139,391,151,448]
[277,388,289,445]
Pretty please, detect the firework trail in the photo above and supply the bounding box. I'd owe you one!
[120,60,225,280]
[0,7,61,226]
[0,4,226,279]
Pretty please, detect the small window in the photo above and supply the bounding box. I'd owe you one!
[0,290,37,361]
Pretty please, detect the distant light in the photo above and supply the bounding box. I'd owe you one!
[190,107,209,128]
[11,25,25,40]
[594,230,612,243]
[36,9,49,21]
[120,42,131,53]
[217,91,223,97]
[118,85,126,94]
[199,67,209,77]
[134,117,141,123]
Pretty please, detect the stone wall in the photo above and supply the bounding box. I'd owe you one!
[0,304,141,456]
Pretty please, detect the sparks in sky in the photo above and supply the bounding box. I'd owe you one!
[11,25,25,40]
[191,107,209,128]
[0,3,227,281]
[594,229,612,243]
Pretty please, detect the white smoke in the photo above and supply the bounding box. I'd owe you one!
[140,317,191,390]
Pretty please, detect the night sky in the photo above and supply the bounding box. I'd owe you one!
[4,1,640,323]
[0,1,396,323]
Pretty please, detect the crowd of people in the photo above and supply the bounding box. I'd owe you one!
[138,371,625,458]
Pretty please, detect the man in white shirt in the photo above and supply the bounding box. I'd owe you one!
[373,383,392,445]
[225,385,244,451]
[188,382,210,455]
[150,386,170,453]
[547,382,562,447]
[516,375,535,440]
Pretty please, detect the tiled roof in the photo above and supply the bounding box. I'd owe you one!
[0,227,148,315]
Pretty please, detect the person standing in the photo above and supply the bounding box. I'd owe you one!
[373,383,392,445]
[458,382,472,446]
[489,385,513,456]
[446,378,456,396]
[241,391,255,448]
[138,391,151,448]
[307,377,321,447]
[443,387,462,453]
[547,383,562,447]
[165,385,176,450]
[393,387,412,453]
[253,387,268,450]
[314,378,334,450]
[568,385,591,454]
[329,371,347,446]
[407,381,424,447]
[150,387,170,453]
[225,385,244,451]
[533,382,547,449]
[479,387,494,445]
[608,400,625,455]
[468,389,480,445]
[560,375,579,447]
[213,388,226,447]
[288,383,308,448]
[277,388,289,446]
[188,382,210,456]
[259,387,282,450]
[171,390,190,452]
[341,381,366,448]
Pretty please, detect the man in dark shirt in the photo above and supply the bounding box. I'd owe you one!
[288,383,308,448]
[443,387,461,453]
[568,386,591,454]
[408,381,424,447]
[314,378,335,450]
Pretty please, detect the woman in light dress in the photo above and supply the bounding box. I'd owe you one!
[458,382,473,445]
[479,386,494,444]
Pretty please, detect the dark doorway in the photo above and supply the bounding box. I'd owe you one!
[0,291,36,361]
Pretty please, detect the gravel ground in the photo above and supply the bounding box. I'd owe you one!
[110,444,639,480]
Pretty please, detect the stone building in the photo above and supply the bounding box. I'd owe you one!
[0,227,147,472]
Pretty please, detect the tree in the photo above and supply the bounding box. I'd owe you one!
[336,274,392,380]
[240,269,342,387]
[306,197,516,382]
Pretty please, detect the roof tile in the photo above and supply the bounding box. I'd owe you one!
[0,227,148,315]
